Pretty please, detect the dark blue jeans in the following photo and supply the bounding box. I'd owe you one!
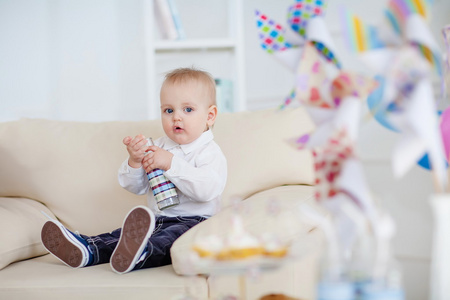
[81,215,206,270]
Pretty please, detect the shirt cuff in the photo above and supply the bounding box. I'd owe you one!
[165,156,184,177]
[119,160,146,176]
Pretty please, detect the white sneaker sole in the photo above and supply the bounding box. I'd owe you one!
[41,220,90,268]
[110,206,155,274]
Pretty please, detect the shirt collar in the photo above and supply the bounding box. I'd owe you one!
[165,130,214,154]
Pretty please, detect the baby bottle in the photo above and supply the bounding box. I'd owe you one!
[317,253,355,300]
[146,138,180,210]
[317,226,355,300]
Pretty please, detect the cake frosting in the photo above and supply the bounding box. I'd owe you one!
[259,232,289,258]
[192,234,224,258]
[192,215,289,260]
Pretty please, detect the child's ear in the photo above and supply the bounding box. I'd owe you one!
[206,105,218,127]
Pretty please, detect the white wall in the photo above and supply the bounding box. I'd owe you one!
[1,0,448,120]
[1,0,450,299]
[0,0,148,122]
[1,0,50,121]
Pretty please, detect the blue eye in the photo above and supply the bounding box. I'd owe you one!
[165,108,173,114]
[184,107,193,113]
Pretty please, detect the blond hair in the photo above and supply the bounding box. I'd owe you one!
[163,67,216,106]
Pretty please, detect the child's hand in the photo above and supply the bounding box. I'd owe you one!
[142,146,174,172]
[123,134,150,169]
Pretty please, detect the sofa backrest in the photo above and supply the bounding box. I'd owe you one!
[214,108,315,204]
[0,107,314,234]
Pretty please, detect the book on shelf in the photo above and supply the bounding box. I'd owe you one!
[215,79,233,113]
[166,0,186,40]
[154,0,186,40]
[154,0,177,40]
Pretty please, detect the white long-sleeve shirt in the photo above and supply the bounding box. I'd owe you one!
[118,130,227,217]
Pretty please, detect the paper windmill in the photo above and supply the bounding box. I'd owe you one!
[287,0,340,67]
[290,42,377,150]
[255,10,303,71]
[255,2,378,213]
[311,123,381,254]
[287,0,327,37]
[340,0,448,191]
[255,0,343,107]
[290,42,379,254]
[313,129,354,202]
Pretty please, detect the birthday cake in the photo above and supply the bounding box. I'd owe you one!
[260,233,289,258]
[192,215,289,261]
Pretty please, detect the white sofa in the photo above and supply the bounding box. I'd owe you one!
[0,107,323,300]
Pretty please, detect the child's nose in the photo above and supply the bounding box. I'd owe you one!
[173,111,181,121]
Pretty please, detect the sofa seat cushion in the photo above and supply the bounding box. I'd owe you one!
[0,254,208,300]
[0,197,56,270]
[171,185,319,275]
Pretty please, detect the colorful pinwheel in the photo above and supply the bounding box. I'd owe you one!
[340,0,448,191]
[255,0,380,258]
[255,0,342,108]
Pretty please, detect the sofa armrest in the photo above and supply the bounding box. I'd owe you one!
[171,185,319,275]
[0,197,56,270]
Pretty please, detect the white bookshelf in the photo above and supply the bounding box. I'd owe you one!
[143,0,246,120]
[155,38,237,50]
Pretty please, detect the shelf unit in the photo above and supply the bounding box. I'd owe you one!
[154,38,237,50]
[143,0,246,120]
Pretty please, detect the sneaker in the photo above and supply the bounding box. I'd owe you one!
[41,219,93,268]
[110,205,155,274]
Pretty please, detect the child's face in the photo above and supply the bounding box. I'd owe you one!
[160,80,216,145]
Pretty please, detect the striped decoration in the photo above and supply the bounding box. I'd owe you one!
[384,0,429,36]
[385,0,442,76]
[278,89,296,110]
[147,169,178,204]
[255,10,292,54]
[412,42,443,76]
[311,41,341,68]
[340,9,385,53]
